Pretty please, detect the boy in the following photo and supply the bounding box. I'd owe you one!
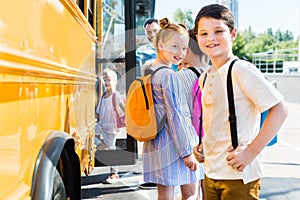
[193,4,289,200]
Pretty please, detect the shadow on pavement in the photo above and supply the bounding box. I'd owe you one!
[81,171,150,199]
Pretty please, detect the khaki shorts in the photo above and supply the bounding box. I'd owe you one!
[204,175,261,200]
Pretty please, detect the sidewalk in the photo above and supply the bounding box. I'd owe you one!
[81,102,300,199]
[259,102,300,199]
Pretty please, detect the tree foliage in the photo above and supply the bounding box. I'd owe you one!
[234,28,298,61]
[233,33,246,59]
[172,8,194,29]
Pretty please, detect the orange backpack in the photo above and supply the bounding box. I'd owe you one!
[125,67,168,141]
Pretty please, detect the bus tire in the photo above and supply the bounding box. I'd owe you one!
[52,168,66,200]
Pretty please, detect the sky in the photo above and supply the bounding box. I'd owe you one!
[155,0,300,39]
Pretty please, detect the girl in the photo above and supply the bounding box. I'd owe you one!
[142,18,200,200]
[95,68,125,184]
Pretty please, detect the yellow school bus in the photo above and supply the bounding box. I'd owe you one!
[0,0,97,199]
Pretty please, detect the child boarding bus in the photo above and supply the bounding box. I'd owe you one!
[0,0,97,199]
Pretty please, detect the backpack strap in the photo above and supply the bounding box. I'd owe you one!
[198,60,240,149]
[202,72,207,87]
[188,67,201,77]
[198,72,208,145]
[138,66,169,110]
[151,66,170,130]
[227,59,239,149]
[151,66,170,75]
[112,92,118,115]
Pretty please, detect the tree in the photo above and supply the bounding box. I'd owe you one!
[266,28,273,37]
[276,40,298,50]
[239,28,256,42]
[236,28,296,61]
[172,8,194,29]
[282,30,294,41]
[233,33,246,59]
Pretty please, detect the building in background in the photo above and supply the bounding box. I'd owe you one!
[215,0,239,30]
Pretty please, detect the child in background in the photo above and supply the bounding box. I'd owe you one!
[142,18,200,200]
[193,4,289,200]
[177,29,210,200]
[177,29,210,113]
[177,58,191,71]
[95,68,125,184]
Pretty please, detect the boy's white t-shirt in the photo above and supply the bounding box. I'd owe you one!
[200,58,283,184]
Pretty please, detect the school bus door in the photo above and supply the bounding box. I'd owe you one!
[94,0,137,166]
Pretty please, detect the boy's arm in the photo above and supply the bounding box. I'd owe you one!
[248,100,289,155]
[226,100,289,171]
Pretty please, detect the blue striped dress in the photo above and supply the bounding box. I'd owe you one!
[143,66,200,186]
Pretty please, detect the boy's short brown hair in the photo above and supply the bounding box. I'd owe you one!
[194,4,235,34]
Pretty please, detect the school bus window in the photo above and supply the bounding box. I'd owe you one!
[76,0,84,13]
[75,0,95,28]
[88,0,95,28]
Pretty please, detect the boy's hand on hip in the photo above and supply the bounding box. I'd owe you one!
[226,145,256,172]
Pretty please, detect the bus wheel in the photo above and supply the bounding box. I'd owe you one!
[52,168,66,200]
